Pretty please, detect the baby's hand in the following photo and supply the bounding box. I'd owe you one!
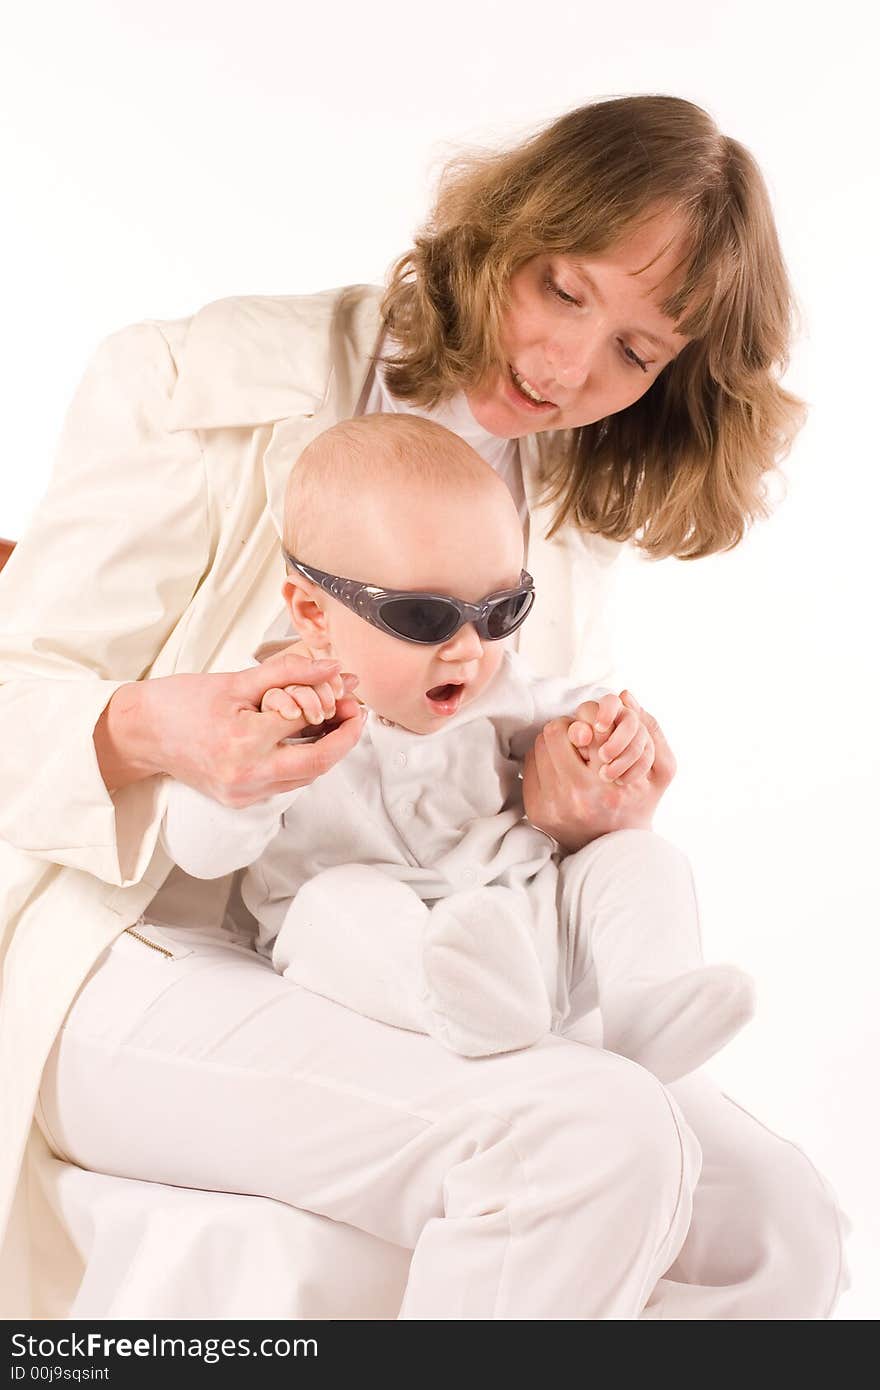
[260,670,356,727]
[566,690,654,786]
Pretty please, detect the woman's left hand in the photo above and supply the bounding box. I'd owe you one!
[522,690,677,853]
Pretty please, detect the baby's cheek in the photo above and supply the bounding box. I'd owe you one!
[473,646,507,696]
[362,663,421,721]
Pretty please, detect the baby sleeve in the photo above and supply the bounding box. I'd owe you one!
[160,779,303,880]
[0,323,209,886]
[507,661,612,763]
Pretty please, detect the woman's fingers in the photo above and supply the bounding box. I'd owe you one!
[598,723,650,781]
[620,690,676,788]
[528,733,558,819]
[540,718,585,788]
[612,746,654,787]
[593,709,638,766]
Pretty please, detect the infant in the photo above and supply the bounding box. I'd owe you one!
[160,413,755,1081]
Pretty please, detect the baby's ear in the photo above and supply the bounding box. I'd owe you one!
[283,577,330,646]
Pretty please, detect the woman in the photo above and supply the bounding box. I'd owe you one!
[0,95,849,1318]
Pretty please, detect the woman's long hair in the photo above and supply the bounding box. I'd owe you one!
[381,95,806,559]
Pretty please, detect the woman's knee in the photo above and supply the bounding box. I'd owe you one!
[470,1047,702,1226]
[586,1055,704,1216]
[729,1136,851,1319]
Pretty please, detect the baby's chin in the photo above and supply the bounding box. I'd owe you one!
[370,683,470,734]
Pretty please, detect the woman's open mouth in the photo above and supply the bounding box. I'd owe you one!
[506,364,557,413]
[424,682,465,716]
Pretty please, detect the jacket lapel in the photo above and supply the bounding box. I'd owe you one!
[261,291,389,537]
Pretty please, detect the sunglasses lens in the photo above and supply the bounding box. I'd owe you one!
[485,588,534,639]
[378,597,459,644]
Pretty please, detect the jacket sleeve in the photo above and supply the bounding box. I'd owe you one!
[0,323,209,887]
[160,779,302,880]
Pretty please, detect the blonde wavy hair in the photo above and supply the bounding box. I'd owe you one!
[381,95,806,559]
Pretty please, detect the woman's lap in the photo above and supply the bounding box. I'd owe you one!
[37,926,848,1317]
[38,927,689,1239]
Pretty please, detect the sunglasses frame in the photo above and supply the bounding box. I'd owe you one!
[282,550,536,646]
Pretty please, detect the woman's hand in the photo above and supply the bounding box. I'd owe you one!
[95,652,366,806]
[521,690,676,853]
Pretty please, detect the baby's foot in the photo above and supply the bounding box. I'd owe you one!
[273,863,431,1032]
[423,887,552,1057]
[600,964,757,1083]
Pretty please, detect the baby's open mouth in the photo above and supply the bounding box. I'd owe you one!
[425,682,465,715]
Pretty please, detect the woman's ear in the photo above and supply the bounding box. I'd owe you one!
[283,577,332,649]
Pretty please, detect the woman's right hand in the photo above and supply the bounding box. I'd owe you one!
[95,653,366,807]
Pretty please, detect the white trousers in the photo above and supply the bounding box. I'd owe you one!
[37,834,850,1319]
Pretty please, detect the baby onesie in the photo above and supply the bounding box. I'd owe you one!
[160,649,754,1073]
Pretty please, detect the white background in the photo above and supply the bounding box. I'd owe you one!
[2,0,876,1318]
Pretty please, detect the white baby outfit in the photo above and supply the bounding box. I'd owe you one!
[161,649,754,1078]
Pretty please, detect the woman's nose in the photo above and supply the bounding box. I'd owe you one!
[545,327,598,390]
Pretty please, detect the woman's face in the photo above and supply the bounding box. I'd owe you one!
[467,210,692,438]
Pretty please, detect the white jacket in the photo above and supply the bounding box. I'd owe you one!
[0,283,622,1316]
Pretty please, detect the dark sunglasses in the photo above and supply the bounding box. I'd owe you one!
[283,550,536,646]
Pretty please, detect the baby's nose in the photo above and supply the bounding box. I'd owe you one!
[441,622,484,660]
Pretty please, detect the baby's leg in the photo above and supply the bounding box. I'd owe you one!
[274,866,550,1057]
[273,866,431,1032]
[422,886,551,1056]
[558,830,756,1083]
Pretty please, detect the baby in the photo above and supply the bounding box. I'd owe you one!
[161,413,755,1080]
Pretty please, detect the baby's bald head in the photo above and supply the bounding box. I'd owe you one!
[283,413,523,590]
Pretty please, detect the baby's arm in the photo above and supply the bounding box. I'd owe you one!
[159,638,356,877]
[160,778,301,879]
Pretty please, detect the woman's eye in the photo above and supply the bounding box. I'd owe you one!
[545,272,651,373]
[622,344,649,373]
[545,275,580,306]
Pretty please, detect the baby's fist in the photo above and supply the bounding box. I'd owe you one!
[260,685,307,720]
[259,672,349,725]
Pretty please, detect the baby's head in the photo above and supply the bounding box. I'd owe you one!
[281,413,532,734]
